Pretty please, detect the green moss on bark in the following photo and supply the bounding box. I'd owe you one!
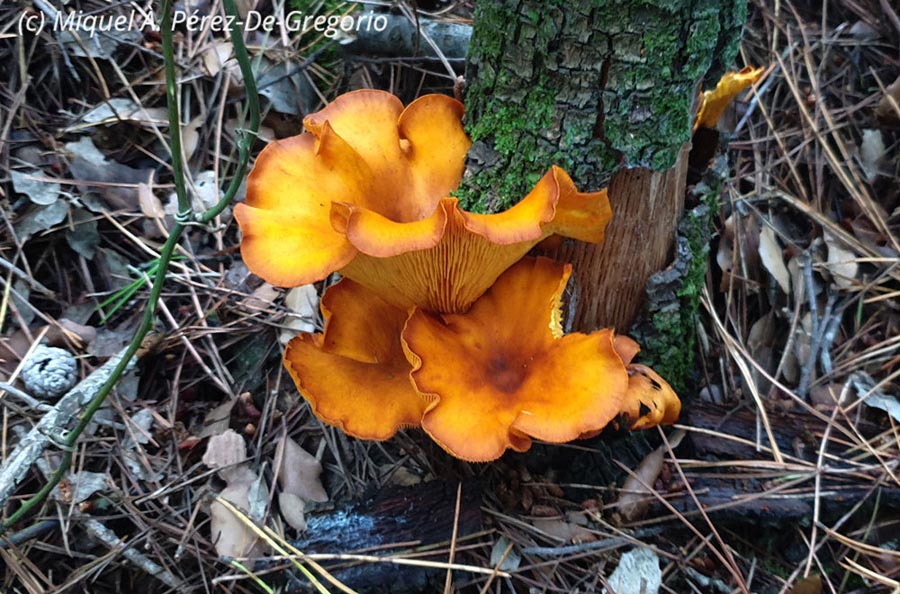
[459,0,747,215]
[461,81,560,212]
[630,164,724,393]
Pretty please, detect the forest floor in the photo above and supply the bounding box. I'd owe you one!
[0,0,898,593]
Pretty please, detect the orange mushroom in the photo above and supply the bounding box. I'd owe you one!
[613,335,682,430]
[283,278,427,441]
[243,89,679,457]
[235,90,611,313]
[281,261,678,455]
[694,66,766,131]
[401,257,630,462]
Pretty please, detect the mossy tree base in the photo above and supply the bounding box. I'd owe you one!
[458,0,745,388]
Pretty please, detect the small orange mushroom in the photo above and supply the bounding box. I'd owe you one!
[283,278,427,441]
[235,90,611,313]
[612,336,681,430]
[401,257,630,462]
[694,66,766,131]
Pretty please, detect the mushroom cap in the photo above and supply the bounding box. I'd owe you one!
[619,364,682,430]
[612,337,682,430]
[235,90,611,313]
[234,90,470,288]
[401,257,629,462]
[283,278,427,441]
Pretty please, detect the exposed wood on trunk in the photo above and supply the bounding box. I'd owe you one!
[552,145,691,331]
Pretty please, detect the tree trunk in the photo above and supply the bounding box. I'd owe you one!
[458,0,746,341]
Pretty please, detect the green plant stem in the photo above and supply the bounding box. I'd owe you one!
[200,0,260,224]
[0,0,258,532]
[162,0,190,217]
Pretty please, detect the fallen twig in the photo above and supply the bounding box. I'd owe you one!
[31,456,182,589]
[0,257,56,298]
[0,347,134,512]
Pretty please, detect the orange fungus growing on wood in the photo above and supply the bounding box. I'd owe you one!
[613,336,682,430]
[694,66,766,130]
[238,90,680,460]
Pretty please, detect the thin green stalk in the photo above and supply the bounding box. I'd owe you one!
[162,0,190,217]
[229,560,276,593]
[200,0,260,224]
[1,0,258,532]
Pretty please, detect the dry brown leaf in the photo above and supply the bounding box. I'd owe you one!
[782,348,801,385]
[138,183,165,219]
[758,225,791,294]
[182,116,205,161]
[72,98,168,131]
[531,517,597,543]
[276,436,328,503]
[202,429,249,483]
[199,398,237,438]
[616,449,664,523]
[202,41,233,77]
[824,232,859,289]
[11,169,60,205]
[859,129,885,183]
[52,471,109,505]
[616,430,685,522]
[204,430,268,563]
[716,214,735,275]
[46,319,97,349]
[278,492,308,531]
[809,383,843,410]
[748,311,776,353]
[241,283,280,312]
[66,137,153,210]
[279,284,319,345]
[164,170,220,215]
[210,479,266,564]
[748,311,778,391]
[718,213,763,292]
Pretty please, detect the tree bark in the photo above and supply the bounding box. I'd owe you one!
[459,0,746,338]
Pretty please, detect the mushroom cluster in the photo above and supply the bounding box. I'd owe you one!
[235,90,681,462]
